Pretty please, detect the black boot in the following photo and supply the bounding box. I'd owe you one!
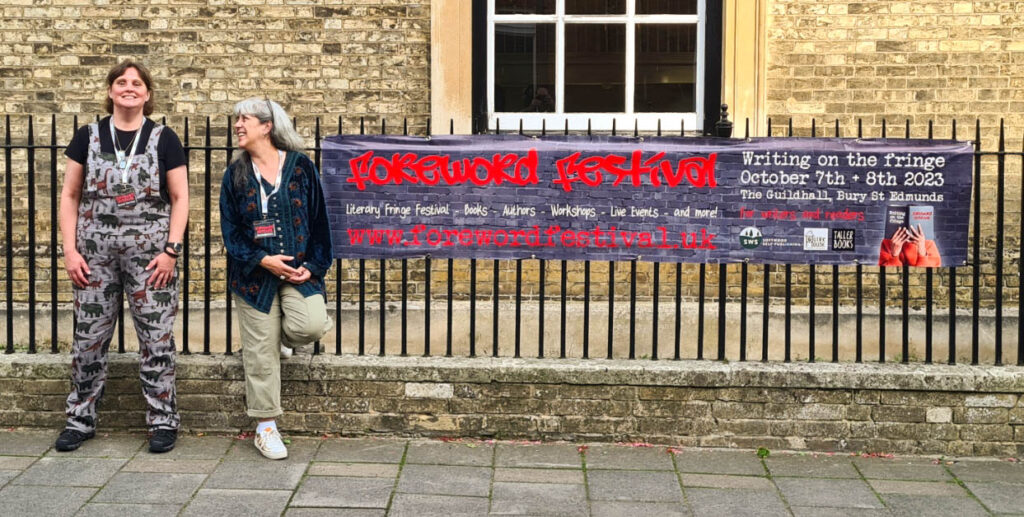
[149,429,177,453]
[55,429,95,452]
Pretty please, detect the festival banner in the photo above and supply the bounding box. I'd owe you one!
[320,135,973,267]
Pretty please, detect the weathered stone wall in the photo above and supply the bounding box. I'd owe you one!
[2,354,1022,456]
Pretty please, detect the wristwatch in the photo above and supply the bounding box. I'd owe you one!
[165,241,183,257]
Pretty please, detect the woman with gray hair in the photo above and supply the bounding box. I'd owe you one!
[219,97,332,459]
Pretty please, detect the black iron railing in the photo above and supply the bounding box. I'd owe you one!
[1,115,1021,365]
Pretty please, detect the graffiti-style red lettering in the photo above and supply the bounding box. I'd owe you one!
[553,151,718,192]
[347,150,539,190]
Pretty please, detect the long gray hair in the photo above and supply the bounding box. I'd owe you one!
[230,97,304,190]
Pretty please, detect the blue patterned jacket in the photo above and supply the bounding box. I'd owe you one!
[220,151,333,313]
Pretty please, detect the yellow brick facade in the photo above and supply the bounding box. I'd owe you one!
[763,0,1024,144]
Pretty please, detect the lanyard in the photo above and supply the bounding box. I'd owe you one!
[108,119,144,184]
[252,150,286,216]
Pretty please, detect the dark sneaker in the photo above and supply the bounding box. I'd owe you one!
[149,429,177,453]
[55,429,95,452]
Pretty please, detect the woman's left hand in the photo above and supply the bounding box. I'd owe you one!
[145,252,177,289]
[286,266,311,285]
[907,224,927,257]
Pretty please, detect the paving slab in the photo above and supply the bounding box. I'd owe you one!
[45,434,145,458]
[853,457,954,481]
[285,510,385,517]
[388,493,490,517]
[949,460,1024,483]
[868,479,967,497]
[494,467,584,484]
[584,445,675,471]
[0,431,55,456]
[150,435,233,460]
[961,481,1024,514]
[181,488,292,517]
[75,503,182,517]
[494,443,583,468]
[290,476,394,508]
[315,438,407,464]
[774,478,884,509]
[590,501,691,517]
[765,453,860,478]
[790,507,891,517]
[12,457,126,487]
[92,472,207,504]
[204,459,308,490]
[0,456,36,469]
[490,481,588,516]
[587,470,684,502]
[0,485,96,517]
[396,464,492,497]
[673,449,765,476]
[679,473,775,490]
[224,436,322,463]
[0,469,19,487]
[684,487,790,517]
[884,494,990,517]
[405,440,494,466]
[120,458,220,474]
[308,462,399,478]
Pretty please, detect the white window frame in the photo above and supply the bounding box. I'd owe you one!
[487,0,705,132]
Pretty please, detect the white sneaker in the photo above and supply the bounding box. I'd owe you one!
[254,426,288,460]
[280,343,293,359]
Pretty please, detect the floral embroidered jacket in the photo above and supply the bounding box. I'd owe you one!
[220,151,333,313]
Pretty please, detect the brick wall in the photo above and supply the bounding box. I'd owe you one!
[0,0,1021,319]
[2,354,1022,456]
[766,0,1024,141]
[763,0,1024,314]
[0,0,430,129]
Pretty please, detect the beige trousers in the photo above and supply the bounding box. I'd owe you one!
[236,284,329,418]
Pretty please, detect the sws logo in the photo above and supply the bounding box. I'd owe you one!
[739,227,762,249]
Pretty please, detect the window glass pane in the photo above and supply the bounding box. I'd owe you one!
[495,0,555,15]
[566,0,625,15]
[494,24,556,112]
[634,24,697,112]
[636,0,698,15]
[565,24,625,112]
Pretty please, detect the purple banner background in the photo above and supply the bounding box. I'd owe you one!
[321,135,973,266]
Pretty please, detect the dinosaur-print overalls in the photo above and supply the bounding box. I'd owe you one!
[64,120,180,433]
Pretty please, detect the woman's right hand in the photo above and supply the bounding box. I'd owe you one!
[64,249,91,288]
[889,227,908,257]
[260,254,299,280]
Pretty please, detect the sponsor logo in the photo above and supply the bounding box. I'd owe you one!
[739,227,762,249]
[803,228,828,251]
[832,228,855,251]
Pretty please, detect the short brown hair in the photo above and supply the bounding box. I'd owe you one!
[104,60,155,116]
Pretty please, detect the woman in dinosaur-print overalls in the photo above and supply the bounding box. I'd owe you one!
[56,60,188,453]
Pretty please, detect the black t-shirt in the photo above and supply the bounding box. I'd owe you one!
[64,117,187,201]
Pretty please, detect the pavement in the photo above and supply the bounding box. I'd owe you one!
[0,430,1023,516]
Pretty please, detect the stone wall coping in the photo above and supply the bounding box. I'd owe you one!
[3,353,1023,393]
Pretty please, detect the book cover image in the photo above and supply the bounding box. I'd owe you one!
[879,205,941,267]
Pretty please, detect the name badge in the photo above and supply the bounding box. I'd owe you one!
[253,218,277,239]
[113,184,137,209]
